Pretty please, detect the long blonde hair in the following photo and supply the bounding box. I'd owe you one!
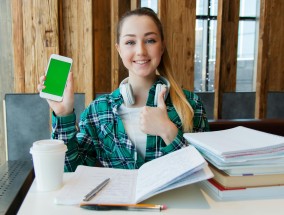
[117,7,194,132]
[158,48,193,132]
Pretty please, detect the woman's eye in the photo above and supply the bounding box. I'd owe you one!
[125,41,135,45]
[145,39,156,44]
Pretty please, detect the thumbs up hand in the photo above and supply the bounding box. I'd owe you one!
[157,85,167,109]
[140,86,178,144]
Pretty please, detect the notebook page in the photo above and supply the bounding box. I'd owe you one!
[138,165,213,202]
[55,166,137,205]
[135,146,206,202]
[184,126,284,156]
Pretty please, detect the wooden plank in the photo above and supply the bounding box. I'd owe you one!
[131,0,140,10]
[21,0,33,92]
[159,0,196,91]
[93,0,111,94]
[22,0,59,93]
[111,0,120,92]
[59,0,79,90]
[255,0,270,118]
[59,0,93,105]
[111,0,130,91]
[11,0,25,93]
[81,0,93,104]
[214,0,240,119]
[267,0,284,91]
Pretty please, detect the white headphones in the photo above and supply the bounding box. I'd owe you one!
[119,76,170,106]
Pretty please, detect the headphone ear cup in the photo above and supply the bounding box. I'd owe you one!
[154,84,168,106]
[154,84,161,106]
[120,83,135,106]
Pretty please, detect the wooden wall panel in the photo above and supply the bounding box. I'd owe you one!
[93,0,111,94]
[214,0,240,119]
[11,0,25,93]
[11,0,93,101]
[111,0,131,91]
[131,0,140,10]
[267,0,284,91]
[159,0,196,91]
[255,0,270,118]
[59,0,93,104]
[255,0,284,118]
[20,0,59,93]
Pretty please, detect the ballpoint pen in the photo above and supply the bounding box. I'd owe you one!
[83,178,110,201]
[80,203,167,211]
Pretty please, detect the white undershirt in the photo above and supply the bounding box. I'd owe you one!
[118,104,147,159]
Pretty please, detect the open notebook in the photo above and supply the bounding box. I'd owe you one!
[55,145,213,205]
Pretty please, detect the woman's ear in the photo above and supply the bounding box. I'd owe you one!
[115,43,121,56]
[161,41,165,54]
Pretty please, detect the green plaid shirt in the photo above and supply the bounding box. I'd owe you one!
[52,79,209,172]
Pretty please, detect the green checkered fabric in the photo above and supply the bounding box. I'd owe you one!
[52,79,209,172]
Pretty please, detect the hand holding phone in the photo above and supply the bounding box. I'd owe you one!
[40,54,73,102]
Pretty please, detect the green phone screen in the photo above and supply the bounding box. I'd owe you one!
[42,58,71,96]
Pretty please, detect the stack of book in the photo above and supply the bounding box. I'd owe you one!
[184,126,284,200]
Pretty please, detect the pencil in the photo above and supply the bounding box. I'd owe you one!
[80,203,167,211]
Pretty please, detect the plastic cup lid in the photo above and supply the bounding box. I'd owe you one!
[30,139,67,153]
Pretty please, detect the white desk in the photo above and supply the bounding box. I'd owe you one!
[18,173,284,215]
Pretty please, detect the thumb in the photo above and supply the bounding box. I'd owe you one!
[66,72,74,92]
[157,86,167,109]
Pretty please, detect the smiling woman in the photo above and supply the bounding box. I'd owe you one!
[2,0,284,171]
[37,7,209,172]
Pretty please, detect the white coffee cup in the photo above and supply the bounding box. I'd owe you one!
[30,139,67,191]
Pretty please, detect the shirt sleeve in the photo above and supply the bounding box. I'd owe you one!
[51,111,97,172]
[160,128,188,154]
[160,91,209,155]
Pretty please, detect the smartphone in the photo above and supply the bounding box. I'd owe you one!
[40,54,73,102]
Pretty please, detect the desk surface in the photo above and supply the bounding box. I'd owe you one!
[18,173,284,215]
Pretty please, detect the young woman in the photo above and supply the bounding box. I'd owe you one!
[38,7,209,172]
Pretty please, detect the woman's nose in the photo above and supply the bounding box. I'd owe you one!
[136,42,146,55]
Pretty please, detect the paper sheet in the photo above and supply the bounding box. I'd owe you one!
[55,166,137,205]
[135,145,206,202]
[184,126,284,156]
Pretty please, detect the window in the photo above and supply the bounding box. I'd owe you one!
[195,0,218,92]
[236,0,260,92]
[140,0,158,13]
[195,0,260,92]
[142,0,260,92]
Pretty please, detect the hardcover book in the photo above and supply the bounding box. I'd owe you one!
[200,179,284,200]
[209,164,284,188]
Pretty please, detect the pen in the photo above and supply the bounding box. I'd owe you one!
[83,178,110,201]
[80,203,167,211]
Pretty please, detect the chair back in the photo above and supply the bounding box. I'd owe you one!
[195,92,214,120]
[74,93,85,121]
[267,92,284,119]
[221,92,255,119]
[4,94,50,161]
[4,93,86,161]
